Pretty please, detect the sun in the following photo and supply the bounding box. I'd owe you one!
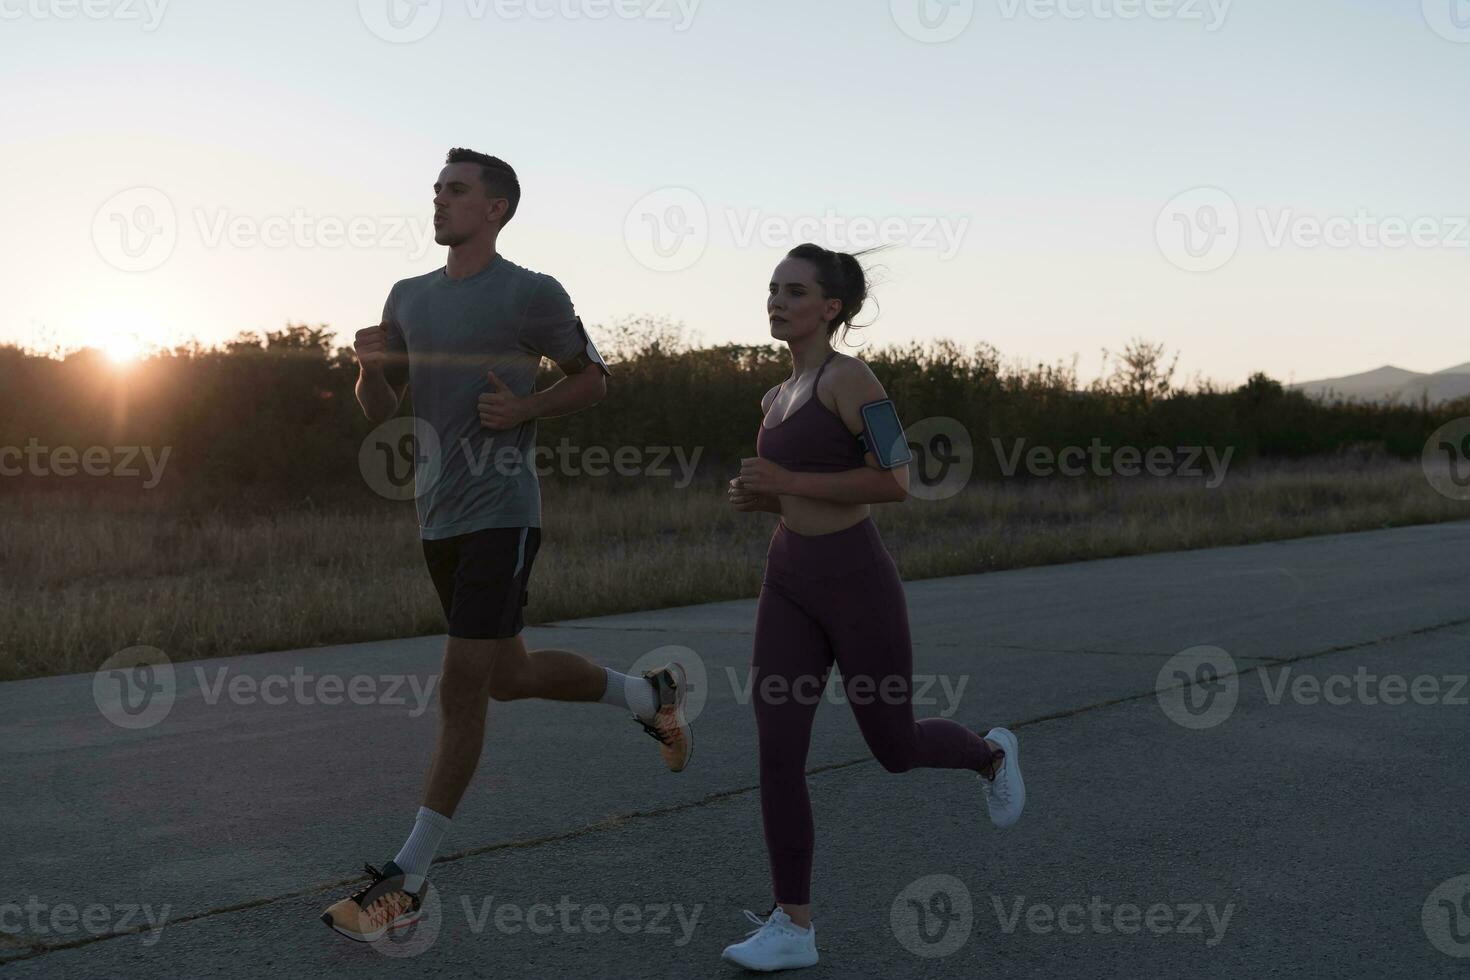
[100,334,144,366]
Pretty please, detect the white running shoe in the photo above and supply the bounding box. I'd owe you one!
[721,906,818,972]
[980,726,1026,828]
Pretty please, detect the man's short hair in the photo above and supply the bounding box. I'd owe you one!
[445,148,520,226]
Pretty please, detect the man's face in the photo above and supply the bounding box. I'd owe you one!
[432,163,506,247]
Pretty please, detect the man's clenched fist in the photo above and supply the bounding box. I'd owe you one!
[355,324,389,371]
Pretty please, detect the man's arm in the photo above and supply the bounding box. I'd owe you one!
[356,369,406,425]
[354,323,408,424]
[478,353,606,431]
[524,352,607,421]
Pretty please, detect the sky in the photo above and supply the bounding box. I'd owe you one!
[2,0,1466,386]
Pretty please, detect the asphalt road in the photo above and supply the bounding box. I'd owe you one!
[3,521,1468,978]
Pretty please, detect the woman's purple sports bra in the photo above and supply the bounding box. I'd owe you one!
[756,351,867,473]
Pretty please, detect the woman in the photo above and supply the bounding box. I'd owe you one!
[721,244,1026,971]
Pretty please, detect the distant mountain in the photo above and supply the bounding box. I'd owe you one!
[1290,366,1426,401]
[1290,362,1470,404]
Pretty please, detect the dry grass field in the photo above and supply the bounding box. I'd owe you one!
[1,456,1465,682]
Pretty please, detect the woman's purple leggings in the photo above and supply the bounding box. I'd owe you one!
[753,517,997,905]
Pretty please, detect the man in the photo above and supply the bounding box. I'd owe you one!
[321,148,692,943]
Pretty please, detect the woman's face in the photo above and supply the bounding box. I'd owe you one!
[768,258,841,343]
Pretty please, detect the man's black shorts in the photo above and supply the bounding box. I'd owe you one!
[421,526,541,640]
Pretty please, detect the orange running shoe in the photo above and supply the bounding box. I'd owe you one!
[636,663,693,772]
[320,862,423,943]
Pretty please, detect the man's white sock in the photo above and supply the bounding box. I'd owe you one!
[600,667,659,721]
[392,806,452,893]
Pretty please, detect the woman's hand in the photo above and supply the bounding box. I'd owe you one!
[738,457,795,496]
[728,477,778,514]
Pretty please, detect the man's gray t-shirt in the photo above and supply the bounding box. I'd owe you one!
[380,254,596,540]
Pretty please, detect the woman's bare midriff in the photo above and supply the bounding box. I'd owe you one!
[774,494,870,537]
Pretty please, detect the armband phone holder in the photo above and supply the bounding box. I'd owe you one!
[577,317,611,377]
[857,399,913,470]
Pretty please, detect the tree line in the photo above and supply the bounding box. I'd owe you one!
[1,318,1460,507]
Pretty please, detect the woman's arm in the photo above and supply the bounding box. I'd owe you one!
[792,463,907,504]
[738,456,907,505]
[727,384,790,516]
